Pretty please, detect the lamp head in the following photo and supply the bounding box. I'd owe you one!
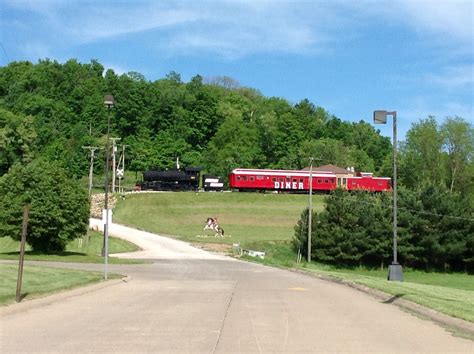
[104,95,114,108]
[373,110,388,124]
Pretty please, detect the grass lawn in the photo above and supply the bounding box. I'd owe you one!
[114,192,474,324]
[0,231,143,264]
[0,263,121,305]
[113,191,325,246]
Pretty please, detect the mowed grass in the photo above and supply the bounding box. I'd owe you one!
[0,231,142,264]
[113,191,325,246]
[0,264,120,305]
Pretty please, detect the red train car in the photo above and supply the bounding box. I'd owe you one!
[229,168,337,192]
[229,169,391,192]
[345,172,391,192]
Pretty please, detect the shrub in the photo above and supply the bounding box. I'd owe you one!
[0,160,89,252]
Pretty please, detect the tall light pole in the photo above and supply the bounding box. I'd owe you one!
[308,157,313,263]
[103,94,114,280]
[374,110,403,281]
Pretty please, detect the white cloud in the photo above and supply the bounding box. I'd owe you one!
[64,2,330,59]
[395,0,473,43]
[400,97,473,125]
[69,6,206,43]
[426,64,474,88]
[3,0,473,60]
[344,0,473,45]
[2,1,339,58]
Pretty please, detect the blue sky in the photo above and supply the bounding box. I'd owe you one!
[1,0,472,139]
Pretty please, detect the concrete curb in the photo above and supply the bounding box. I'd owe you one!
[0,275,132,316]
[289,268,474,338]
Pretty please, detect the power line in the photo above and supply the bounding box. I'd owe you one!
[0,42,10,63]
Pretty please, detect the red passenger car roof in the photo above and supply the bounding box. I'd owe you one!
[231,168,336,177]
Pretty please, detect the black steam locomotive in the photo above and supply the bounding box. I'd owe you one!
[137,166,224,192]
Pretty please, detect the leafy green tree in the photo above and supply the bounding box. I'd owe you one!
[297,138,350,168]
[293,186,473,271]
[255,111,279,166]
[292,207,319,260]
[346,121,391,171]
[315,190,393,267]
[441,117,474,194]
[0,160,89,252]
[204,102,262,179]
[399,117,445,189]
[0,108,37,175]
[416,186,473,271]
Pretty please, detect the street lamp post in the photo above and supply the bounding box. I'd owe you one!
[308,157,313,262]
[374,110,403,281]
[103,94,114,280]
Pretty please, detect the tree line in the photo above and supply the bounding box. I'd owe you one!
[293,115,473,272]
[0,58,472,262]
[293,187,473,272]
[0,59,391,180]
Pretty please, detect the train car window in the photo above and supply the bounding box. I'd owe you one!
[317,179,322,183]
[279,178,284,182]
[324,179,328,183]
[237,176,241,181]
[257,175,263,180]
[272,177,276,182]
[250,176,255,181]
[286,176,291,181]
[299,178,304,183]
[242,176,247,181]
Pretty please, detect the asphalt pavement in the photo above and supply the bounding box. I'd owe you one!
[0,220,472,353]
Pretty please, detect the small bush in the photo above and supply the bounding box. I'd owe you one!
[0,160,89,252]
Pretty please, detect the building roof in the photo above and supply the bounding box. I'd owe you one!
[302,164,353,174]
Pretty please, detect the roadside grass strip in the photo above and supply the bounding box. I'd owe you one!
[303,268,474,323]
[0,264,118,305]
[0,232,143,264]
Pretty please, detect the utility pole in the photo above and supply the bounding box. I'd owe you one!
[307,157,321,263]
[116,144,129,194]
[82,146,100,196]
[308,157,313,263]
[110,138,121,193]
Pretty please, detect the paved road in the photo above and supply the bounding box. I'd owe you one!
[1,221,472,353]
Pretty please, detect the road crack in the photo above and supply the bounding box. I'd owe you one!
[212,280,238,353]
